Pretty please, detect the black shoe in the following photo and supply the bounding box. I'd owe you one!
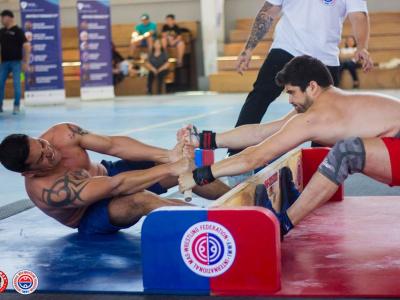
[254,184,268,207]
[279,167,300,212]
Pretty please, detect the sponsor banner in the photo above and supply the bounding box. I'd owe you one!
[77,0,114,100]
[20,0,66,105]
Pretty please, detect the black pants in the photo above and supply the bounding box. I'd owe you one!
[228,49,340,156]
[148,69,169,94]
[339,60,359,82]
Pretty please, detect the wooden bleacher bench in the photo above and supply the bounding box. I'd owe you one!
[4,21,198,99]
[59,21,198,97]
[210,11,400,93]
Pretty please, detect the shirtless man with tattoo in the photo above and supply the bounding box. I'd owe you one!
[0,123,230,235]
[178,56,400,239]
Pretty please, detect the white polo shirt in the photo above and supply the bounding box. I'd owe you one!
[268,0,368,66]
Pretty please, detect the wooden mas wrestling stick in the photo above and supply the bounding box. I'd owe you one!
[183,123,192,202]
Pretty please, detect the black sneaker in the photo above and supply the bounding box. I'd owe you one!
[279,167,300,212]
[254,184,269,208]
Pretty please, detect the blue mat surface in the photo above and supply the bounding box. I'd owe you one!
[0,207,145,293]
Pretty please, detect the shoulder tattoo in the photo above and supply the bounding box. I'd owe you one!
[66,123,89,140]
[42,174,89,207]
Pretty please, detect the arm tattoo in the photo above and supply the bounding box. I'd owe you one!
[67,123,89,140]
[42,174,89,207]
[245,2,275,51]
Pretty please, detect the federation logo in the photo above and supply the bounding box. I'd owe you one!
[319,0,337,5]
[13,270,38,295]
[181,221,236,277]
[0,271,8,294]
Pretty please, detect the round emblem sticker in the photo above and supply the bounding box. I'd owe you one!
[181,221,236,277]
[13,270,38,295]
[0,271,8,294]
[320,0,337,5]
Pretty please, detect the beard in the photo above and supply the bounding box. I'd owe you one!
[295,94,313,113]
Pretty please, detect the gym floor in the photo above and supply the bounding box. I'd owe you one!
[1,90,400,300]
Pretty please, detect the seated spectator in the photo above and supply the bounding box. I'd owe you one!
[112,43,139,85]
[339,36,360,88]
[145,39,170,95]
[162,14,185,67]
[128,14,157,59]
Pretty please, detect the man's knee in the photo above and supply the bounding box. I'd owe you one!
[318,137,366,185]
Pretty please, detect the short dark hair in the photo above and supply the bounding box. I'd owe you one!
[166,14,175,19]
[275,55,334,92]
[0,134,31,173]
[1,10,14,18]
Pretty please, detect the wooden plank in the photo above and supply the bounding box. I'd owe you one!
[231,23,400,43]
[209,71,252,92]
[340,67,400,90]
[342,23,400,37]
[64,76,81,97]
[210,67,400,92]
[236,16,280,31]
[225,35,400,56]
[217,49,400,71]
[229,29,274,43]
[209,71,257,92]
[340,36,400,51]
[224,41,272,56]
[210,149,303,213]
[235,12,400,31]
[217,56,264,71]
[343,11,400,25]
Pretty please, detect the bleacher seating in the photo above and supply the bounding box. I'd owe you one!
[4,21,198,99]
[210,11,400,92]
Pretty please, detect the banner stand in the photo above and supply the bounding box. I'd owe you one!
[20,0,66,106]
[77,0,115,101]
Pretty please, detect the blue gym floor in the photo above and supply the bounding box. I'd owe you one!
[1,90,400,298]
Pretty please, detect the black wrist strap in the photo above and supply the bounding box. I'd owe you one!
[199,131,217,150]
[192,166,215,186]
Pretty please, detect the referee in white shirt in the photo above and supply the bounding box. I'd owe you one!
[230,0,373,155]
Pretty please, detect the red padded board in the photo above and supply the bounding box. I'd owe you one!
[278,196,400,297]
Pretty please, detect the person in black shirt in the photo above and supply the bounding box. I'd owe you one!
[0,10,30,114]
[161,14,185,67]
[145,39,169,95]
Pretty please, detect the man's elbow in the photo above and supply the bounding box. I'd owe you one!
[242,147,269,170]
[108,176,126,197]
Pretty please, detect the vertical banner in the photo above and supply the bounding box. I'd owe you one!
[20,0,66,105]
[77,0,114,101]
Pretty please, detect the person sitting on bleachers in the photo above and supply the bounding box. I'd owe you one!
[161,14,185,67]
[112,43,139,85]
[145,39,170,95]
[339,36,360,89]
[128,14,157,59]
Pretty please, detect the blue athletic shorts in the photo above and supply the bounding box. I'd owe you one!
[78,160,167,235]
[140,40,148,48]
